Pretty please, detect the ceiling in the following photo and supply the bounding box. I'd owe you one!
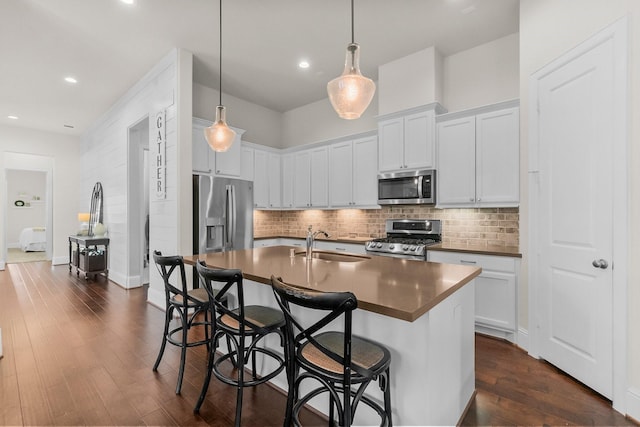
[0,0,519,136]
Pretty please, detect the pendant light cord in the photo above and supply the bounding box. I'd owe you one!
[219,0,223,106]
[350,0,355,44]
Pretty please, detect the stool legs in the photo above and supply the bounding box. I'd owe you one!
[152,303,172,372]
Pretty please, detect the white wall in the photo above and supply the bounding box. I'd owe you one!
[443,32,520,112]
[193,82,282,148]
[519,0,640,418]
[378,46,444,116]
[6,170,46,246]
[0,125,80,267]
[80,49,192,302]
[281,95,378,148]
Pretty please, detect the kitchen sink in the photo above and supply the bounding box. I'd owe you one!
[295,250,370,263]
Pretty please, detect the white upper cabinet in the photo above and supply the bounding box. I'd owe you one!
[293,151,311,208]
[253,149,269,208]
[310,147,328,208]
[437,101,519,208]
[378,105,441,173]
[241,146,254,181]
[293,147,328,209]
[329,135,378,208]
[253,148,281,209]
[281,153,294,208]
[191,117,243,177]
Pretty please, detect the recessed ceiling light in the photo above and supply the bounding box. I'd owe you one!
[298,61,310,69]
[64,76,78,84]
[8,115,18,120]
[120,0,134,5]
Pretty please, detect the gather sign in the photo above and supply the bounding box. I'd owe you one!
[155,110,166,199]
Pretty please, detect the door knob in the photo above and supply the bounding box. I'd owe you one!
[592,259,609,269]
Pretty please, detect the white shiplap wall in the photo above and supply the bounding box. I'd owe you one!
[80,50,182,306]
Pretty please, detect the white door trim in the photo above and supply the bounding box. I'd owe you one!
[528,16,628,412]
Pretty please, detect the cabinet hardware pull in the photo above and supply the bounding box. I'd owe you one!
[335,247,346,251]
[460,260,477,264]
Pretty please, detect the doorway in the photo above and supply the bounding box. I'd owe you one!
[529,18,627,409]
[1,153,54,268]
[127,116,150,287]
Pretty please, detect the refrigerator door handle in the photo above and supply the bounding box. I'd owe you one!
[225,185,236,249]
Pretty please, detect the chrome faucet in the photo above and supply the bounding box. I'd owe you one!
[306,225,330,259]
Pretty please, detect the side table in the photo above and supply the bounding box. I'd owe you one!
[68,235,109,280]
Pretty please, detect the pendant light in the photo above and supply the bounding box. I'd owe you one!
[327,0,375,120]
[204,0,236,152]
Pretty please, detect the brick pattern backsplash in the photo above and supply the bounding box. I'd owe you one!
[255,206,519,247]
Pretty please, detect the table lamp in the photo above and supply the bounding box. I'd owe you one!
[78,212,90,235]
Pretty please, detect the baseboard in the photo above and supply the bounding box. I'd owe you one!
[475,324,516,343]
[51,255,68,266]
[627,387,640,422]
[0,260,5,270]
[517,327,529,352]
[7,243,19,249]
[147,287,166,311]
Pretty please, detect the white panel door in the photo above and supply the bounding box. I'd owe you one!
[536,35,615,398]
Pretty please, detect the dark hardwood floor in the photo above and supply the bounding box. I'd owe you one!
[0,261,636,426]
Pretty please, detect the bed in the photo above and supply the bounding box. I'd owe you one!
[19,227,46,252]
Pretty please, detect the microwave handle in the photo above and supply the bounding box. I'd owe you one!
[418,176,424,199]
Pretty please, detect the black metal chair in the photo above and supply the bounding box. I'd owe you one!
[270,275,393,427]
[195,260,286,426]
[152,250,214,394]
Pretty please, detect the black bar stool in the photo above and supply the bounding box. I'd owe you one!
[195,260,286,427]
[152,251,219,394]
[271,275,393,427]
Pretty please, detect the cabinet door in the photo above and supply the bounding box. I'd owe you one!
[404,110,435,170]
[310,147,328,208]
[352,135,378,207]
[268,153,281,208]
[378,117,404,172]
[192,122,211,173]
[474,270,517,332]
[213,135,242,177]
[437,117,476,207]
[281,154,294,208]
[329,142,353,208]
[475,107,519,206]
[253,150,269,208]
[293,151,311,208]
[241,146,254,181]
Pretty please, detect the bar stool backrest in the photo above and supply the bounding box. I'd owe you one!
[270,275,379,379]
[153,251,191,305]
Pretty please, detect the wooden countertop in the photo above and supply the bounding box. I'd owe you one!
[183,246,481,323]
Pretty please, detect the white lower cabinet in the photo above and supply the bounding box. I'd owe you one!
[314,241,366,255]
[428,250,519,342]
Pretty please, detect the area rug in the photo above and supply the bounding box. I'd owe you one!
[6,248,48,264]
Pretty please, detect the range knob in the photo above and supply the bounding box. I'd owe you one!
[410,245,417,251]
[389,245,395,250]
[376,242,383,248]
[402,245,409,251]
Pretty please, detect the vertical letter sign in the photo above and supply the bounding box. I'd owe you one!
[155,110,166,199]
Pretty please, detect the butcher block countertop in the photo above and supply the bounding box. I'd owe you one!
[183,246,481,322]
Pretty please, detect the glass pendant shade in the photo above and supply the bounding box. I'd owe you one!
[327,43,376,120]
[204,105,236,152]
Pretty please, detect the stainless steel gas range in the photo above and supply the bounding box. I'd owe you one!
[365,219,441,260]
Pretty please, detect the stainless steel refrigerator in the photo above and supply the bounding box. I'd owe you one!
[193,175,253,255]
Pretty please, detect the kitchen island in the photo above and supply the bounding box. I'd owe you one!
[184,246,481,425]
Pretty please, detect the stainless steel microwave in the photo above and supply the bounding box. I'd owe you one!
[377,169,436,205]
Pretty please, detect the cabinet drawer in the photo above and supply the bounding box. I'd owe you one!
[428,251,515,273]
